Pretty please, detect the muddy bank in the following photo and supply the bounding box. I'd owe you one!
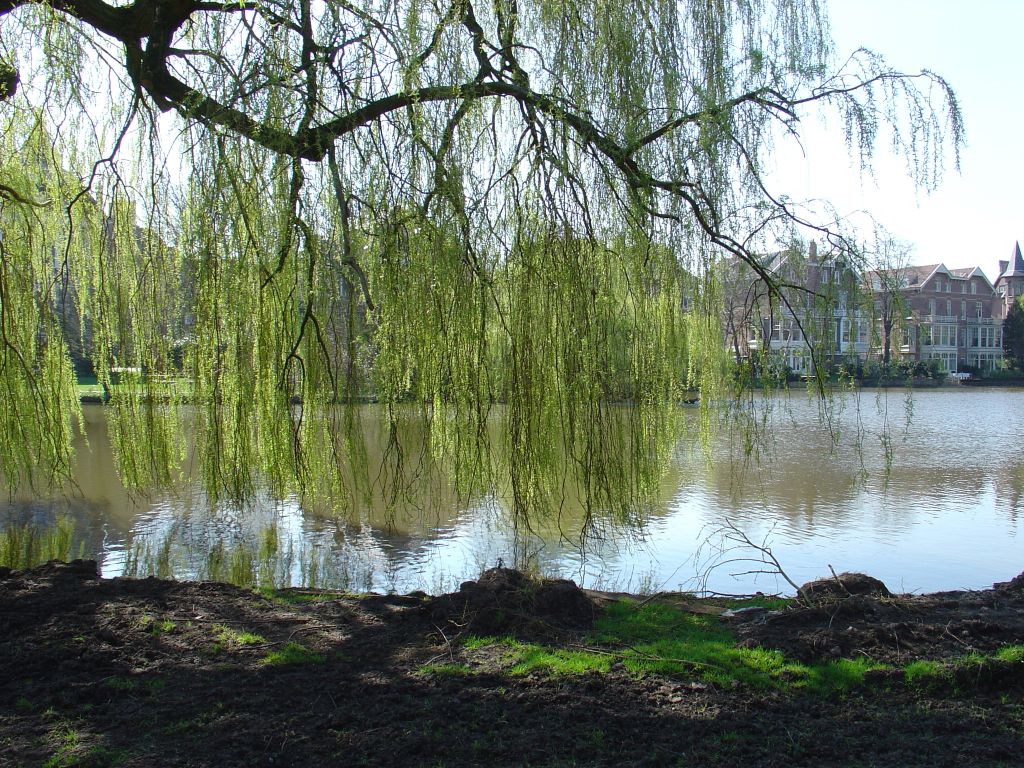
[1,562,1022,767]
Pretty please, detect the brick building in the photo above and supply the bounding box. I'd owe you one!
[726,241,1010,376]
[723,241,866,375]
[867,263,1003,374]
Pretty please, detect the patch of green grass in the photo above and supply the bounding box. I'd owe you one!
[15,696,32,711]
[43,725,79,768]
[463,635,503,651]
[461,636,609,676]
[505,642,610,676]
[85,744,128,766]
[417,663,473,677]
[260,641,324,666]
[996,644,1024,663]
[800,658,884,694]
[901,649,1024,694]
[214,625,266,647]
[593,601,885,693]
[139,615,176,636]
[103,676,137,692]
[461,601,885,694]
[904,660,946,690]
[462,600,1024,697]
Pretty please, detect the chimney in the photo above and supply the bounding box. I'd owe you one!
[809,241,818,260]
[999,260,1009,276]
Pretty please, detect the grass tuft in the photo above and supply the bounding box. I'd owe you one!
[417,663,473,677]
[996,644,1024,664]
[461,601,888,694]
[139,615,176,636]
[260,641,324,666]
[215,625,266,647]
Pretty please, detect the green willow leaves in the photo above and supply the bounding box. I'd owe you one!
[0,0,961,528]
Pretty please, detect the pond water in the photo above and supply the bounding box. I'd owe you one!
[3,388,1022,595]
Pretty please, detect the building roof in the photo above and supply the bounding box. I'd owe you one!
[872,263,940,288]
[999,242,1024,280]
[865,262,995,293]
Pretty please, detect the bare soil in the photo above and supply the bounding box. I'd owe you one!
[2,561,1023,767]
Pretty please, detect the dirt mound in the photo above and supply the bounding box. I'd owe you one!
[995,571,1024,591]
[736,577,1024,665]
[799,571,891,602]
[428,567,595,636]
[1,558,100,581]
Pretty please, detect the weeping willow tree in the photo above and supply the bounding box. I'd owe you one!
[0,0,962,532]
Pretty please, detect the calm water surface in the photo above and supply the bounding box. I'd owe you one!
[3,389,1021,595]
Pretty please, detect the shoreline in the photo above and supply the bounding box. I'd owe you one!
[76,379,1024,404]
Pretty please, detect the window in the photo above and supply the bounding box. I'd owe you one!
[945,299,952,316]
[929,351,957,372]
[960,300,967,319]
[969,326,998,348]
[929,299,936,316]
[926,324,956,347]
[960,282,966,293]
[841,319,852,344]
[976,301,983,319]
[784,349,808,373]
[971,282,977,295]
[934,280,942,292]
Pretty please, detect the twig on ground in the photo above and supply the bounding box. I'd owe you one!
[828,564,854,597]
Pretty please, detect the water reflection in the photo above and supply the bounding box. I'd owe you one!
[2,389,1022,595]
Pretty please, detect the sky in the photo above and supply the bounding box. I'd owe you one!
[766,0,1024,283]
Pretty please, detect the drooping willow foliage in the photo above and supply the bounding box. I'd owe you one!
[0,0,962,529]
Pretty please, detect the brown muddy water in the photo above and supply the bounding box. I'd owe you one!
[2,389,1022,595]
